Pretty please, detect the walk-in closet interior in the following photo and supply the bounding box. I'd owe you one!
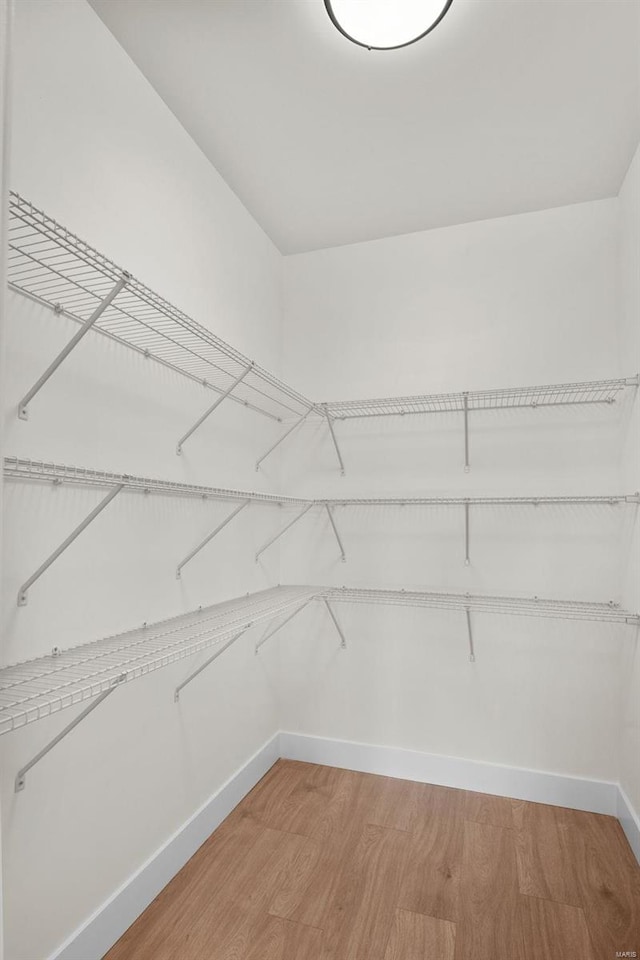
[0,1,639,958]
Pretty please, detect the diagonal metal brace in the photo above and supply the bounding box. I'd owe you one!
[176,500,250,578]
[465,606,475,662]
[463,392,470,472]
[324,598,346,648]
[18,483,125,605]
[175,627,250,701]
[255,408,312,471]
[255,598,314,654]
[323,404,345,475]
[18,274,129,420]
[325,504,346,562]
[177,362,254,455]
[464,501,470,566]
[15,673,126,792]
[255,502,314,561]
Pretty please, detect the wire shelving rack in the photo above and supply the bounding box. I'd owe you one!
[7,192,317,424]
[0,586,322,738]
[1,584,636,740]
[324,586,640,624]
[8,192,637,470]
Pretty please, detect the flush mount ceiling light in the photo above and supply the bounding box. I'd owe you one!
[324,0,453,51]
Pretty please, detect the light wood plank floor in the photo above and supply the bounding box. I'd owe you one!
[104,760,640,960]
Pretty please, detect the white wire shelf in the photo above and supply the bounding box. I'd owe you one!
[8,192,316,423]
[0,586,321,736]
[8,193,636,471]
[317,494,639,506]
[323,378,639,420]
[2,583,636,738]
[324,586,640,624]
[3,456,308,506]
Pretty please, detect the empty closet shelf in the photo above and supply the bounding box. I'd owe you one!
[8,191,315,422]
[0,585,322,735]
[324,586,640,623]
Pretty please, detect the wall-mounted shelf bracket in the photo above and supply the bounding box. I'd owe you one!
[255,408,312,471]
[175,627,249,701]
[176,500,250,578]
[18,274,129,420]
[465,606,475,662]
[324,598,346,648]
[255,597,315,653]
[323,404,345,475]
[464,501,471,565]
[177,362,254,454]
[18,482,125,605]
[325,504,346,561]
[255,503,314,561]
[463,392,470,472]
[15,673,126,792]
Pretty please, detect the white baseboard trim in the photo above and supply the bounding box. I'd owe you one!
[617,783,640,865]
[280,731,621,817]
[49,733,280,960]
[48,730,640,960]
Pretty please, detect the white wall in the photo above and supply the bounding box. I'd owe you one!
[618,142,640,820]
[0,2,284,959]
[0,3,15,959]
[278,200,636,787]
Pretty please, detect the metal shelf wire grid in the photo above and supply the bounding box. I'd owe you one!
[3,457,309,506]
[7,192,315,422]
[324,378,638,420]
[325,587,640,624]
[0,586,321,735]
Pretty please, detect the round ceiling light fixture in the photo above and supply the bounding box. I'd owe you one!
[324,0,453,51]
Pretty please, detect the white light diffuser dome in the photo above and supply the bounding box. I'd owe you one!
[324,0,453,50]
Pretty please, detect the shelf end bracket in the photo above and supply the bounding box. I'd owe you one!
[175,627,250,701]
[255,408,312,471]
[323,404,345,476]
[18,482,125,606]
[324,597,347,648]
[325,504,346,562]
[465,606,475,662]
[176,362,254,455]
[18,274,129,420]
[255,502,314,562]
[15,674,126,792]
[176,500,250,578]
[463,392,470,472]
[255,597,314,654]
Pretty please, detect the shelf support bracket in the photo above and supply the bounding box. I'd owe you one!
[464,501,471,566]
[18,483,125,605]
[175,627,249,701]
[15,674,126,792]
[255,598,314,653]
[463,392,470,472]
[18,274,129,420]
[323,404,345,475]
[176,500,250,578]
[325,504,346,562]
[177,363,254,455]
[255,503,314,561]
[255,408,312,471]
[465,606,475,662]
[324,598,346,648]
